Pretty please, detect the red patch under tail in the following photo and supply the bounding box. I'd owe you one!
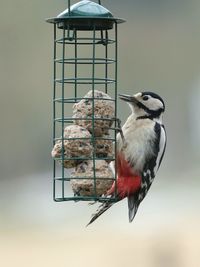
[107,153,141,199]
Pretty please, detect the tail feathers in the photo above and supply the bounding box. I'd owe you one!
[127,195,139,222]
[86,202,113,226]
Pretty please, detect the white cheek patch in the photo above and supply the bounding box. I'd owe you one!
[145,98,163,111]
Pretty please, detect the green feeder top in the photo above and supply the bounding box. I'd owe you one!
[58,0,113,18]
[46,0,125,30]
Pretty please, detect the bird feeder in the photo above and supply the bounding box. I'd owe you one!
[46,0,125,202]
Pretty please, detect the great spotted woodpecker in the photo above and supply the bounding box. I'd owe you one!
[87,91,167,226]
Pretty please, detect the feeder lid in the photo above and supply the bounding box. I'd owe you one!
[46,0,125,30]
[58,0,113,19]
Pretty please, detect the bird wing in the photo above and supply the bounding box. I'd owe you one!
[128,122,167,222]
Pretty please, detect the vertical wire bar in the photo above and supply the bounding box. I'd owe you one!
[74,30,78,100]
[68,0,71,15]
[114,22,118,199]
[53,23,57,200]
[105,30,108,94]
[92,25,97,198]
[61,28,66,199]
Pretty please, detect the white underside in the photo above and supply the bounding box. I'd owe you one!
[117,114,165,174]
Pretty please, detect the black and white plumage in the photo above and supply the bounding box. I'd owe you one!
[87,91,166,226]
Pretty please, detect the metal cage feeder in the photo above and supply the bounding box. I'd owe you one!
[46,0,125,202]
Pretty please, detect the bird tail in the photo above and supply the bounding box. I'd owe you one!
[86,201,114,226]
[127,195,139,222]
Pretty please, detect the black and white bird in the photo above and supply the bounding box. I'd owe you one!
[87,91,167,226]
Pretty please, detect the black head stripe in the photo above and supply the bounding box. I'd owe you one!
[136,100,164,119]
[134,91,165,118]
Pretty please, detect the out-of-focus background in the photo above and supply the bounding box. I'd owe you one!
[1,0,200,266]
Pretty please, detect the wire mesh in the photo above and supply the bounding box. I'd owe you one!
[48,1,124,202]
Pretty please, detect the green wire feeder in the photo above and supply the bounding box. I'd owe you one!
[46,0,125,202]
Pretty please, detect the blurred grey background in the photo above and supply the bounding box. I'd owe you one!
[0,0,200,266]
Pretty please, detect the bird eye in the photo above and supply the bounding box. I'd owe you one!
[142,95,149,101]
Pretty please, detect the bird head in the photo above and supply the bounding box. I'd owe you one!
[119,91,165,121]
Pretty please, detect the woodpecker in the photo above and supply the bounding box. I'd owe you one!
[87,91,167,226]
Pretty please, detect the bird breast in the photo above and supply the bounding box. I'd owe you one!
[117,115,156,172]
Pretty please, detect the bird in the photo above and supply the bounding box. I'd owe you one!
[87,91,167,226]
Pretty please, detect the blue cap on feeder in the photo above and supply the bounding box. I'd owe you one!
[46,0,125,30]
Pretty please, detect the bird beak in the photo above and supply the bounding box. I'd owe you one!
[118,94,138,104]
